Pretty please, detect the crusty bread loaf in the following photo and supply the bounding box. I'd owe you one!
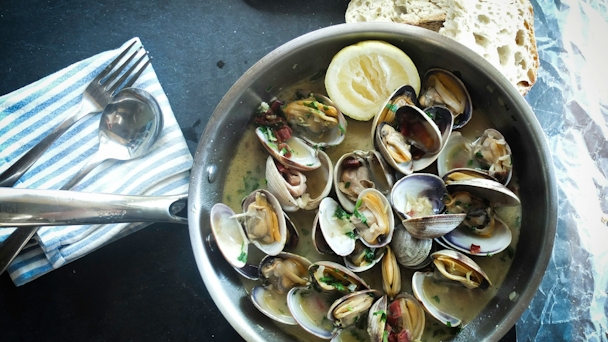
[344,0,539,95]
[345,0,451,31]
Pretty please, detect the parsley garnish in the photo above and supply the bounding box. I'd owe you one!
[446,321,452,327]
[319,276,346,292]
[304,101,318,110]
[237,242,247,263]
[475,151,483,159]
[467,159,474,166]
[386,103,398,112]
[353,199,368,227]
[345,231,357,239]
[373,310,387,322]
[338,124,346,134]
[426,111,435,119]
[433,295,440,303]
[383,330,389,342]
[334,206,351,220]
[344,181,351,188]
[364,248,375,263]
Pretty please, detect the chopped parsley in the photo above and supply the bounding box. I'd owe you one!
[446,321,452,327]
[433,295,441,304]
[319,275,346,292]
[426,111,435,119]
[475,151,484,159]
[345,231,357,239]
[265,85,273,92]
[386,103,398,112]
[383,330,389,342]
[373,310,387,322]
[353,199,369,227]
[467,159,474,166]
[344,181,351,188]
[363,248,375,263]
[338,124,346,134]
[237,242,247,263]
[304,101,319,110]
[334,206,351,220]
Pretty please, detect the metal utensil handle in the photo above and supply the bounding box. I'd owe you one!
[0,188,188,227]
[0,105,95,187]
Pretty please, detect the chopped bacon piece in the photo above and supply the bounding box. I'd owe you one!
[269,99,284,113]
[274,126,292,142]
[341,157,362,169]
[470,244,481,254]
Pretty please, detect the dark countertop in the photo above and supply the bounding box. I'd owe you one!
[0,1,516,341]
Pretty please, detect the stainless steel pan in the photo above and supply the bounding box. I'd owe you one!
[188,23,557,341]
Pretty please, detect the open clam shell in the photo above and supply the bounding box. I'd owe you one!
[419,68,472,129]
[240,189,287,256]
[370,84,419,138]
[256,126,321,172]
[343,241,385,273]
[287,286,339,339]
[309,261,370,294]
[414,105,454,171]
[334,150,395,213]
[352,188,395,249]
[367,293,425,341]
[390,173,465,239]
[411,271,462,328]
[431,249,492,289]
[374,105,443,175]
[250,252,313,325]
[317,197,357,256]
[266,150,333,212]
[436,131,479,177]
[438,214,512,256]
[209,203,250,269]
[285,91,348,149]
[445,177,520,207]
[328,288,382,329]
[472,128,513,185]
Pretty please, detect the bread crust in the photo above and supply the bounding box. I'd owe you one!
[344,0,539,95]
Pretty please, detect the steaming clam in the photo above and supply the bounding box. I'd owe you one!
[368,293,425,342]
[343,240,385,273]
[390,224,433,269]
[390,173,465,239]
[334,150,394,213]
[283,92,348,149]
[418,68,472,129]
[438,178,519,255]
[251,253,312,325]
[256,126,321,172]
[372,85,444,175]
[266,150,333,212]
[411,250,492,327]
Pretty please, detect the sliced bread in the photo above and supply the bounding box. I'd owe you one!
[344,0,539,95]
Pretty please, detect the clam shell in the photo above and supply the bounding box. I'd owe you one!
[309,261,370,294]
[353,188,395,249]
[327,289,382,329]
[256,127,321,171]
[266,151,333,212]
[472,128,513,185]
[391,173,464,239]
[287,286,339,339]
[436,131,478,177]
[412,271,462,327]
[288,92,348,149]
[419,68,472,129]
[367,295,387,342]
[413,105,454,171]
[445,177,520,207]
[390,224,433,268]
[258,252,312,293]
[209,203,250,269]
[318,197,357,256]
[431,249,492,289]
[334,150,395,213]
[343,242,385,273]
[240,189,287,256]
[370,84,419,138]
[251,286,297,325]
[374,104,443,175]
[438,214,512,256]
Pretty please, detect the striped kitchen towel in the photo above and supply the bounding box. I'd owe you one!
[0,38,193,286]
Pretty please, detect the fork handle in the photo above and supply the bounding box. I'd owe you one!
[0,105,96,188]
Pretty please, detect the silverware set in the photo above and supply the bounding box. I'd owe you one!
[0,42,185,275]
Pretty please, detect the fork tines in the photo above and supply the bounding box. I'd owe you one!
[97,41,151,95]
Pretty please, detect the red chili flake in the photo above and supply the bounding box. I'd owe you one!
[470,244,481,254]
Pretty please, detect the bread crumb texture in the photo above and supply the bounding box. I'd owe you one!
[345,0,539,95]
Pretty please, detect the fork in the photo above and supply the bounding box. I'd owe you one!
[0,41,151,275]
[0,40,151,188]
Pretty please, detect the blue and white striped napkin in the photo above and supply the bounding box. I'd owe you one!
[0,38,193,286]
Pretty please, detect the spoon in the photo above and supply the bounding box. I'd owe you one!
[0,87,163,275]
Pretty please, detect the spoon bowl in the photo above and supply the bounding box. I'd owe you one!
[62,88,163,189]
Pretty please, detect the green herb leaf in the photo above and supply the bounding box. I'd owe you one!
[386,103,398,112]
[338,124,346,134]
[344,181,351,188]
[433,295,440,304]
[364,248,375,263]
[353,199,368,227]
[467,159,474,166]
[446,321,452,327]
[345,231,357,239]
[475,151,483,159]
[426,111,435,119]
[237,242,247,263]
[334,206,351,220]
[373,310,387,322]
[383,330,389,342]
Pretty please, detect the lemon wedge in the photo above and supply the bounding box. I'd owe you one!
[325,40,421,121]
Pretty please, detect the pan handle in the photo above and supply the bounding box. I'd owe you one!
[0,188,188,227]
